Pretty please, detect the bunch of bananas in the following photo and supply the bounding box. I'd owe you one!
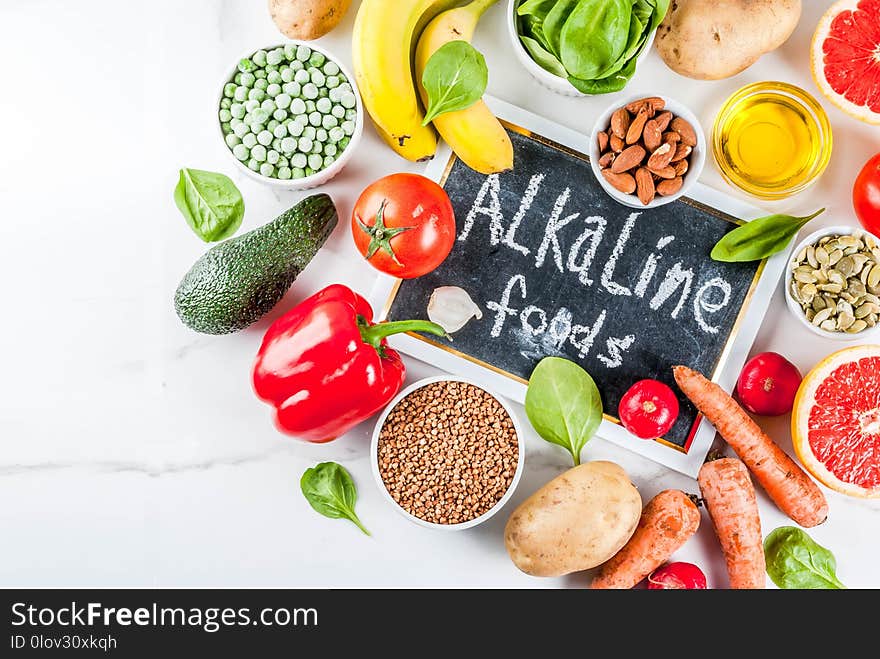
[352,0,513,174]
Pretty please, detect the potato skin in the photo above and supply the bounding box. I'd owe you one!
[504,461,641,577]
[269,0,352,41]
[656,0,801,80]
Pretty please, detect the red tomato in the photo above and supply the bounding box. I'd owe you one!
[647,562,707,589]
[618,379,680,440]
[351,173,456,279]
[853,153,880,235]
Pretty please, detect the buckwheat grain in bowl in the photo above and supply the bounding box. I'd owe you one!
[372,378,524,530]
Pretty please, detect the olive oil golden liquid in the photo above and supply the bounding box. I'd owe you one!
[716,93,824,196]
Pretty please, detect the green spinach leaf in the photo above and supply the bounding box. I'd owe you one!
[525,357,603,466]
[568,56,637,95]
[517,0,556,18]
[710,209,825,262]
[542,0,580,57]
[764,526,845,589]
[520,35,568,78]
[173,168,244,243]
[300,462,370,535]
[421,41,488,125]
[560,0,631,80]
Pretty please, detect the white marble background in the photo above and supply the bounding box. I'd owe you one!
[0,0,877,587]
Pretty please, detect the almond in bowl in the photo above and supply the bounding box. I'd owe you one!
[590,95,706,209]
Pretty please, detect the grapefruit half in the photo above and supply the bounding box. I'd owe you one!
[792,345,880,498]
[811,0,880,125]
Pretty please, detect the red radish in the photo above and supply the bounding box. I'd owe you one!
[618,379,680,439]
[647,562,707,589]
[736,352,802,416]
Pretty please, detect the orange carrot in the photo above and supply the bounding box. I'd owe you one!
[591,490,700,589]
[698,458,765,589]
[674,365,828,528]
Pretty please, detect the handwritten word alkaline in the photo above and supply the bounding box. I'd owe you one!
[221,46,357,180]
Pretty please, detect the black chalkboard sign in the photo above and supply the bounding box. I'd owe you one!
[375,101,779,471]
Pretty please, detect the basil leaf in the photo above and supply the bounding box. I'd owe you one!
[300,462,370,536]
[173,168,244,243]
[560,0,631,80]
[764,527,846,589]
[520,35,568,78]
[421,41,488,125]
[710,209,825,262]
[525,357,604,466]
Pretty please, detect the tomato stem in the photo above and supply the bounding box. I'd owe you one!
[356,199,413,267]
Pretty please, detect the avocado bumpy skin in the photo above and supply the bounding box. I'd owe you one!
[174,194,338,335]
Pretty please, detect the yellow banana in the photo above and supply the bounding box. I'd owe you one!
[415,0,513,174]
[352,0,463,162]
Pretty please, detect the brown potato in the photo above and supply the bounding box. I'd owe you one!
[504,462,641,577]
[656,0,801,80]
[269,0,351,41]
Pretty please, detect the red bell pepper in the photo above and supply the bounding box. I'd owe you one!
[252,284,447,442]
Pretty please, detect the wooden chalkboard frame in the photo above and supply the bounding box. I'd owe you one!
[369,97,791,477]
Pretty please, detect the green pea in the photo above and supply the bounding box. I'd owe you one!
[266,64,278,73]
[309,51,326,68]
[316,128,328,143]
[288,121,305,137]
[219,108,232,122]
[294,69,310,85]
[254,69,266,79]
[255,78,269,91]
[273,108,288,121]
[303,83,319,100]
[267,119,279,132]
[311,141,323,155]
[284,44,298,61]
[323,61,340,76]
[260,99,276,114]
[267,70,282,85]
[251,123,265,134]
[282,82,301,97]
[253,50,268,67]
[281,67,294,83]
[305,167,315,176]
[238,58,256,73]
[281,137,297,154]
[290,98,307,115]
[338,83,353,94]
[316,97,332,113]
[221,122,232,134]
[292,167,306,179]
[230,103,245,119]
[224,82,237,98]
[291,153,308,169]
[272,123,287,138]
[220,98,233,110]
[339,136,350,150]
[305,100,317,113]
[341,120,355,136]
[257,130,273,146]
[252,144,267,162]
[321,114,338,130]
[318,87,328,98]
[328,127,345,143]
[277,155,289,168]
[266,149,280,165]
[331,105,345,119]
[233,122,250,138]
[344,108,357,121]
[341,93,356,109]
[308,111,322,127]
[234,86,248,102]
[233,144,249,160]
[226,133,242,148]
[297,137,313,153]
[275,93,292,110]
[266,83,281,98]
[248,88,265,102]
[291,60,304,72]
[325,75,340,89]
[240,72,255,88]
[242,133,258,148]
[328,87,342,103]
[260,163,274,177]
[234,73,243,84]
[251,108,270,124]
[296,45,311,62]
[267,48,284,66]
[244,99,259,113]
[310,70,325,87]
[302,126,317,140]
[272,137,283,151]
[278,166,292,180]
[323,155,335,168]
[247,158,260,171]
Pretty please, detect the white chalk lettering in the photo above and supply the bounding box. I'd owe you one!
[567,216,607,286]
[601,212,640,296]
[504,173,544,256]
[535,188,580,273]
[634,236,675,298]
[486,274,526,338]
[569,310,606,359]
[547,307,573,348]
[650,262,694,319]
[520,305,548,336]
[597,335,636,369]
[458,174,503,244]
[693,277,732,334]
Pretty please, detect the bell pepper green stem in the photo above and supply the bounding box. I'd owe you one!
[358,317,448,350]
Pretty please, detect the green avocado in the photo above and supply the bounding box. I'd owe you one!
[174,193,338,335]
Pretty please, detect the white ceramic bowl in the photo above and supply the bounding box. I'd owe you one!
[217,41,363,191]
[370,376,525,531]
[507,0,656,97]
[589,94,706,209]
[785,225,880,342]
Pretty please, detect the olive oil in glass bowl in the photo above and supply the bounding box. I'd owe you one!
[713,82,832,199]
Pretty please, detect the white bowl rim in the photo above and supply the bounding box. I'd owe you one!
[588,93,707,209]
[370,375,526,531]
[216,40,364,190]
[784,224,880,342]
[506,0,656,97]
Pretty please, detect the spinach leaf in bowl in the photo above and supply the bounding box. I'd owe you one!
[560,0,631,81]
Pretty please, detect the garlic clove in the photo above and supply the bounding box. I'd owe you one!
[427,286,483,334]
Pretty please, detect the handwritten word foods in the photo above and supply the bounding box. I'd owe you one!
[252,285,446,442]
[220,45,357,181]
[352,174,456,279]
[377,380,519,525]
[657,0,801,80]
[173,168,244,243]
[415,0,514,174]
[788,230,880,334]
[811,0,880,125]
[792,345,880,499]
[505,461,641,577]
[300,462,370,535]
[591,490,700,589]
[698,458,766,589]
[515,0,670,94]
[736,352,802,417]
[174,194,337,334]
[269,0,352,41]
[458,175,736,364]
[675,365,829,527]
[525,357,603,466]
[596,97,695,205]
